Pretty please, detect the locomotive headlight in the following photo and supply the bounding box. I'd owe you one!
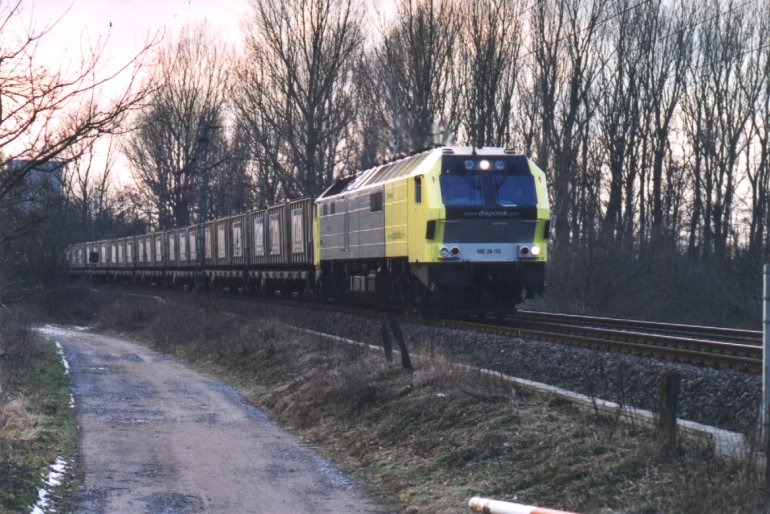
[439,246,451,258]
[450,246,460,256]
[530,245,541,257]
[479,159,490,170]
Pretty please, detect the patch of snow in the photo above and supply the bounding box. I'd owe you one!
[36,327,75,408]
[37,325,62,337]
[29,457,67,514]
[54,342,70,375]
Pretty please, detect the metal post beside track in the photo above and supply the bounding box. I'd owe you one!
[763,264,770,486]
[195,120,212,293]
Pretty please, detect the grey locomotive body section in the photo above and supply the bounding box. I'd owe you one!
[318,187,386,261]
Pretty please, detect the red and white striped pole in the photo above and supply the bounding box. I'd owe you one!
[469,496,578,514]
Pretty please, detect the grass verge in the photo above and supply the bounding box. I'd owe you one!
[46,287,770,513]
[0,311,78,513]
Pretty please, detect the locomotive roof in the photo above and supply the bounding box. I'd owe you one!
[318,146,527,199]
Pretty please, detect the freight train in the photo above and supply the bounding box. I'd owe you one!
[66,147,550,313]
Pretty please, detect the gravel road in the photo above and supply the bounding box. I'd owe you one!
[39,326,387,514]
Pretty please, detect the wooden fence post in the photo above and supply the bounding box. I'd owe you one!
[380,317,393,364]
[658,371,680,452]
[388,316,413,370]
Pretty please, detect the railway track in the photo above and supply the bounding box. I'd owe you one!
[104,285,764,373]
[428,311,762,373]
[246,296,763,373]
[514,310,762,345]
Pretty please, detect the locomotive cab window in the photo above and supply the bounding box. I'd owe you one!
[494,175,537,207]
[439,174,483,206]
[370,192,383,212]
[414,176,422,204]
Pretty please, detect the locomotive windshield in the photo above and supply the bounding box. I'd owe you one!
[440,175,484,206]
[439,173,537,207]
[493,175,537,206]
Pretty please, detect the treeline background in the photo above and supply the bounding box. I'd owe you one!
[5,0,770,327]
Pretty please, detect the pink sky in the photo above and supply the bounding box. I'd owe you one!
[13,0,392,186]
[26,0,248,59]
[13,0,249,185]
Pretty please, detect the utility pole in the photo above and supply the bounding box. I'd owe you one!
[195,120,212,293]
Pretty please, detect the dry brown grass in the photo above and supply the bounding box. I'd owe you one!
[0,309,37,408]
[1,398,43,442]
[0,303,78,512]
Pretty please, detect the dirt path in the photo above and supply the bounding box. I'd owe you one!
[39,326,388,514]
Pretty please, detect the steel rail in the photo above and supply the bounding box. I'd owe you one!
[426,317,762,373]
[514,310,762,345]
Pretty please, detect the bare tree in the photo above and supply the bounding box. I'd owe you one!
[596,0,646,242]
[0,1,152,299]
[743,3,770,261]
[0,3,150,202]
[231,58,285,207]
[683,0,761,258]
[457,0,523,148]
[640,2,694,244]
[366,0,459,156]
[61,138,119,241]
[525,0,606,245]
[234,0,363,199]
[207,124,254,217]
[125,23,230,228]
[597,0,694,245]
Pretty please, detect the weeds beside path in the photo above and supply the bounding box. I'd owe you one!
[0,310,78,513]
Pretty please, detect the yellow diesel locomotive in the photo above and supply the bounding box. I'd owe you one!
[315,146,549,312]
